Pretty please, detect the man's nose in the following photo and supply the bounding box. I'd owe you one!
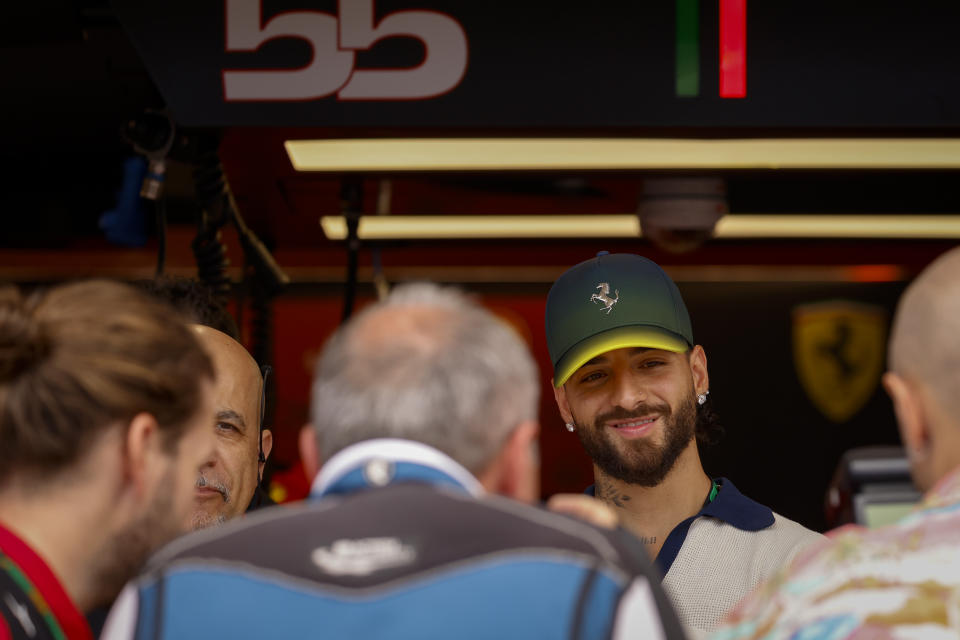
[611,371,647,410]
[199,434,223,470]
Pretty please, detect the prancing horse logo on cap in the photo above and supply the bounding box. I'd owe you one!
[590,283,619,314]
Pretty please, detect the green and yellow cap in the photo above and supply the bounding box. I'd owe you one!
[546,252,693,387]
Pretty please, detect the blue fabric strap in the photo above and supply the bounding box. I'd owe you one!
[316,461,472,499]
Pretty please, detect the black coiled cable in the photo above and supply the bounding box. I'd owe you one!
[340,179,363,322]
[249,273,276,425]
[191,151,233,304]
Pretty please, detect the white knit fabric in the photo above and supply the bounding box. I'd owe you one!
[662,513,823,634]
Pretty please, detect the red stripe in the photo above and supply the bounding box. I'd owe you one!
[719,0,747,98]
[0,523,92,640]
[0,612,12,640]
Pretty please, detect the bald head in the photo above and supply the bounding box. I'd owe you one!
[889,248,960,413]
[884,247,960,491]
[189,326,271,528]
[192,326,261,396]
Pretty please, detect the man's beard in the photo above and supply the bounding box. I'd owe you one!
[86,465,186,608]
[191,511,228,530]
[575,391,697,487]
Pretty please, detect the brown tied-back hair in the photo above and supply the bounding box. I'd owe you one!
[0,280,215,485]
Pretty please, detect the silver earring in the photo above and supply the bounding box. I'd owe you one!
[565,423,575,432]
[697,391,709,405]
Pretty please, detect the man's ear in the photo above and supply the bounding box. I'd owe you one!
[883,372,933,488]
[259,429,274,476]
[124,412,161,496]
[479,420,540,502]
[553,380,574,425]
[883,372,928,451]
[299,425,321,480]
[689,345,710,397]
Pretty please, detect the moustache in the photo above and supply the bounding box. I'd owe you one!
[196,474,231,503]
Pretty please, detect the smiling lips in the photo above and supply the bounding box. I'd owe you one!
[607,416,658,439]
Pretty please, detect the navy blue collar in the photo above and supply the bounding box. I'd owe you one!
[311,439,484,500]
[696,478,774,531]
[585,477,774,577]
[584,477,773,532]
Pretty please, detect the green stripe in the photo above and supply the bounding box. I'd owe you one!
[0,556,68,640]
[675,0,700,97]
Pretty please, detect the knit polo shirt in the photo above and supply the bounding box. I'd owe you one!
[586,478,823,633]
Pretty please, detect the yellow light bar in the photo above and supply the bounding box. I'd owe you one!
[319,214,960,240]
[320,215,640,239]
[715,215,960,238]
[288,138,960,171]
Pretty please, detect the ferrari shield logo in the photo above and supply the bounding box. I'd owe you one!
[793,302,887,423]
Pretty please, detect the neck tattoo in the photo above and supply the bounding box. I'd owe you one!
[596,478,632,509]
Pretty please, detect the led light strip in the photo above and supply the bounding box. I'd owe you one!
[719,0,747,98]
[320,215,641,240]
[715,215,960,238]
[287,138,960,172]
[675,0,700,97]
[676,0,746,98]
[319,214,960,240]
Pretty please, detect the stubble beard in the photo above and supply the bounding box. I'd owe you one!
[191,510,228,530]
[86,465,186,608]
[575,391,698,488]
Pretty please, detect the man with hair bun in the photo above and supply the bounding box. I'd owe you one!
[0,281,217,640]
[101,282,684,640]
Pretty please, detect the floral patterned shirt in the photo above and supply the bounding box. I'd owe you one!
[711,467,960,640]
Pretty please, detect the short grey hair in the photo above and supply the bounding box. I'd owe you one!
[310,283,540,473]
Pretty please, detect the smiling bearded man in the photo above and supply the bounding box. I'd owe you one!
[576,384,698,489]
[546,252,822,636]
